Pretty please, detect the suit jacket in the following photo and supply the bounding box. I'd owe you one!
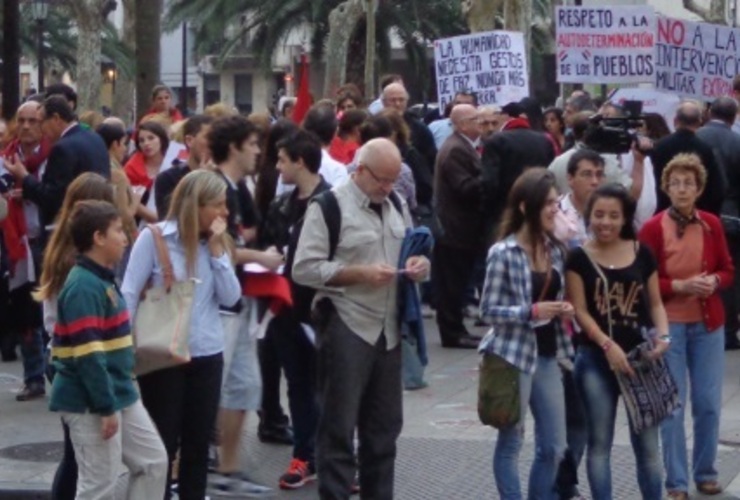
[481,128,556,232]
[433,132,484,249]
[404,111,438,176]
[696,120,740,217]
[650,128,724,215]
[22,124,111,228]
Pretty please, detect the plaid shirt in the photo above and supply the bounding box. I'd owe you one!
[479,235,574,374]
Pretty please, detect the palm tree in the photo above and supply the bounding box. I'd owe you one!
[135,0,163,119]
[165,0,466,97]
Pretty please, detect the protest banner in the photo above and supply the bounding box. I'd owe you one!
[433,30,529,109]
[555,5,656,84]
[655,17,740,101]
[608,87,680,131]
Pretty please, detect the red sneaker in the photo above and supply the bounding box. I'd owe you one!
[279,458,316,490]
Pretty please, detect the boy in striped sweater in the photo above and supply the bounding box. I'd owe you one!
[49,200,167,499]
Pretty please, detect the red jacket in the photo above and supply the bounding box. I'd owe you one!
[639,209,734,331]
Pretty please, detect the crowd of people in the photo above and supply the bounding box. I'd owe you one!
[0,72,739,500]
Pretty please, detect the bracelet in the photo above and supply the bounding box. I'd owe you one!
[601,339,613,352]
[659,334,671,343]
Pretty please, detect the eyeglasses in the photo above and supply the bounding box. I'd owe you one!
[479,120,499,127]
[361,164,397,187]
[668,180,698,190]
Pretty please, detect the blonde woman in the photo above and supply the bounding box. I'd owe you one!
[121,170,242,500]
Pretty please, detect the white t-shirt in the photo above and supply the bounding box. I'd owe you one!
[275,149,349,196]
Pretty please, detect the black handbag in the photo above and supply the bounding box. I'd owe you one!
[583,246,680,434]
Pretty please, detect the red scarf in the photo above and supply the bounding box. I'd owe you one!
[0,138,52,271]
[502,117,531,131]
[124,152,153,189]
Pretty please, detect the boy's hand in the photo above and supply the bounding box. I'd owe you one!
[101,414,119,440]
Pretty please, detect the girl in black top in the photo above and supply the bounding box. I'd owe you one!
[565,183,669,500]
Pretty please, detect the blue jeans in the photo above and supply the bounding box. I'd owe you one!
[661,322,724,492]
[494,356,566,500]
[575,346,662,500]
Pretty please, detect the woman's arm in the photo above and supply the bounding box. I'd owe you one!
[135,203,158,223]
[712,218,735,289]
[479,249,532,325]
[120,228,157,321]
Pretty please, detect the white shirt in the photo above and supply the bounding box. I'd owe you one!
[429,118,453,150]
[368,98,384,115]
[275,149,349,196]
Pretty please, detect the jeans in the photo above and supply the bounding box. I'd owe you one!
[575,346,662,500]
[493,356,566,500]
[9,282,45,385]
[139,354,223,500]
[661,322,724,492]
[61,400,168,500]
[268,313,319,463]
[559,363,588,496]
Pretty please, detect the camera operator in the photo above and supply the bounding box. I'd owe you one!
[548,109,656,228]
[651,100,724,216]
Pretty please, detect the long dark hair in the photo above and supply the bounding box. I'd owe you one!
[584,183,637,240]
[498,168,558,257]
[254,119,300,217]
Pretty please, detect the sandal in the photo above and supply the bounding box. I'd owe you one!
[696,480,722,495]
[666,491,688,500]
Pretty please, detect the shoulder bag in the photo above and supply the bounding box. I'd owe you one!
[582,245,680,434]
[133,225,194,376]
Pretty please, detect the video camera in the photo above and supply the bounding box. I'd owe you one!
[583,100,647,155]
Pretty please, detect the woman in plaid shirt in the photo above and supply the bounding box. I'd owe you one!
[479,168,575,499]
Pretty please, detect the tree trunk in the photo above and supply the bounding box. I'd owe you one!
[683,0,727,24]
[3,0,20,119]
[69,0,105,112]
[113,0,136,123]
[364,0,376,99]
[135,0,163,120]
[504,0,531,71]
[323,0,365,97]
[461,0,500,32]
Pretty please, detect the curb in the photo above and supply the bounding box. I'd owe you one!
[0,483,50,499]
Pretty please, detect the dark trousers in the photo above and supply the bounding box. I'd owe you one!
[50,422,77,500]
[258,335,288,426]
[139,354,223,500]
[8,283,45,384]
[317,313,402,500]
[267,313,319,462]
[721,230,740,342]
[433,242,481,344]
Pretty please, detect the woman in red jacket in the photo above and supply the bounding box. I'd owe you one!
[639,153,734,500]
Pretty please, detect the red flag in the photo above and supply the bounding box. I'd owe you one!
[292,54,311,124]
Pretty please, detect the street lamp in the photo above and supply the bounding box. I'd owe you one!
[30,0,48,92]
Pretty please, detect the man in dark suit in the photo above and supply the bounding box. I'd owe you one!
[650,100,724,215]
[697,97,740,349]
[481,102,556,235]
[5,96,110,231]
[433,104,486,348]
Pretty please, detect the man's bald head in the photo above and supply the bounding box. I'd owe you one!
[450,104,480,141]
[18,101,41,113]
[675,100,703,131]
[16,101,43,146]
[355,138,402,203]
[381,83,409,113]
[102,116,126,131]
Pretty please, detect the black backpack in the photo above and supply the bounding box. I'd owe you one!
[312,190,403,261]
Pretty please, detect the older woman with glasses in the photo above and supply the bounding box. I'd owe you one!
[639,153,734,500]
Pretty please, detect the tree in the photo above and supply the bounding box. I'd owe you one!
[683,0,727,24]
[135,0,163,120]
[66,0,109,112]
[113,0,136,120]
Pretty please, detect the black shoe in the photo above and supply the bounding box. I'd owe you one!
[16,382,45,401]
[258,425,294,445]
[441,334,481,349]
[726,340,740,351]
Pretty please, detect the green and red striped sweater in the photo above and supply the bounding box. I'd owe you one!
[49,256,138,416]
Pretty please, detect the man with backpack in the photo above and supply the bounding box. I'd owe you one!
[292,138,430,498]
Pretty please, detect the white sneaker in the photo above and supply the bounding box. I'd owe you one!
[207,472,275,498]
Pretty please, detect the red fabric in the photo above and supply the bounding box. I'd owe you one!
[123,152,153,189]
[545,132,562,156]
[328,136,358,165]
[502,117,530,131]
[639,210,735,332]
[3,138,51,174]
[0,139,52,269]
[292,54,311,125]
[242,273,293,314]
[142,107,185,124]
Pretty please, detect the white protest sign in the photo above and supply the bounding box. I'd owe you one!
[655,17,740,101]
[433,30,529,110]
[555,6,656,84]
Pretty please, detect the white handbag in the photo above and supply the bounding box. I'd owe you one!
[133,225,194,376]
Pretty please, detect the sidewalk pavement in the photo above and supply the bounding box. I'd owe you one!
[1,317,740,499]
